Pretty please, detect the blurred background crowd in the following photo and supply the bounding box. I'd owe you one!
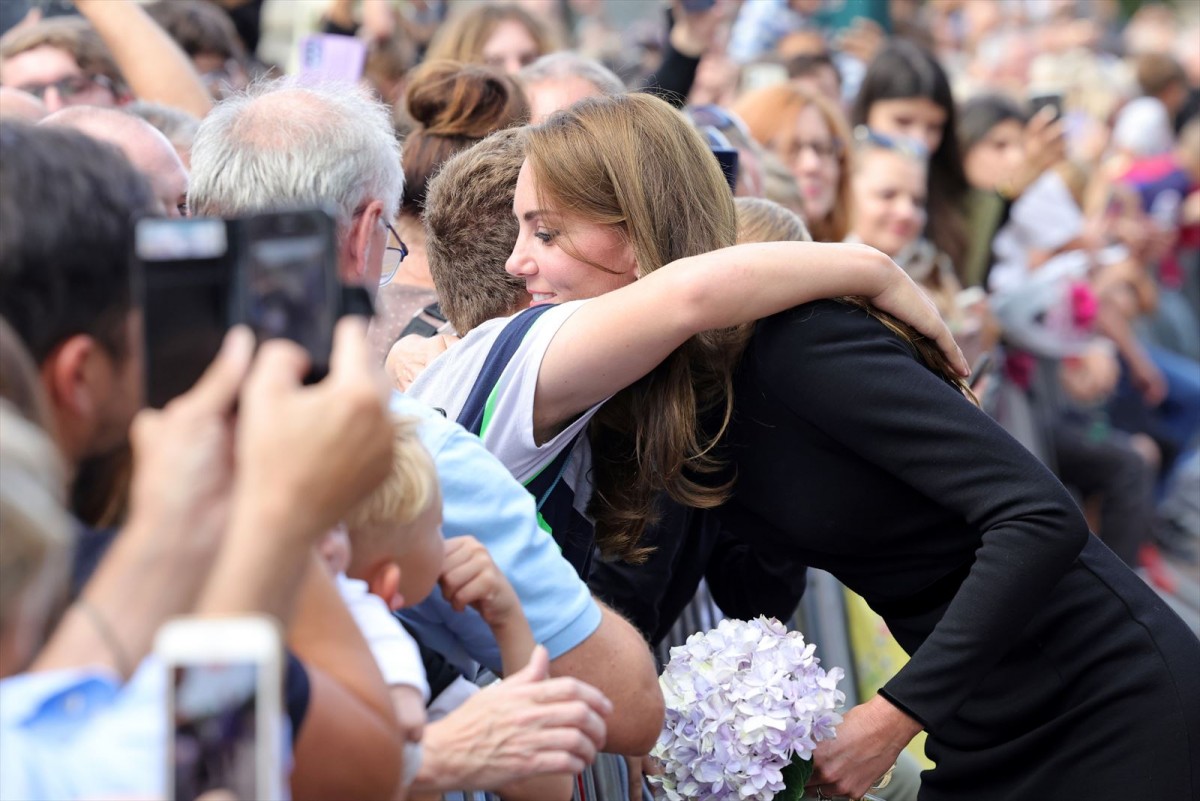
[1,0,1198,799]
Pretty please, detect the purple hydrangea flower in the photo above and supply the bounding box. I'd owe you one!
[650,617,845,801]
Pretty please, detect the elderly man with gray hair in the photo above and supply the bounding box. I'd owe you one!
[189,79,404,291]
[517,51,624,124]
[188,77,664,791]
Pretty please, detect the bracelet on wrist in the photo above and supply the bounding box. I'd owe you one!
[77,599,134,678]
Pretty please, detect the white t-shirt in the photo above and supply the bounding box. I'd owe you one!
[336,573,430,701]
[989,170,1086,296]
[407,300,606,532]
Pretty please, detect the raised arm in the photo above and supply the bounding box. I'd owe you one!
[74,0,213,119]
[533,241,967,436]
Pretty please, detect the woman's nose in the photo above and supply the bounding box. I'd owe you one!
[506,239,535,277]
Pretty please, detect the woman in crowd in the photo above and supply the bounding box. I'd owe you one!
[424,3,557,76]
[426,92,1198,800]
[853,40,971,277]
[848,128,996,366]
[370,59,528,361]
[733,83,852,242]
[957,94,1067,289]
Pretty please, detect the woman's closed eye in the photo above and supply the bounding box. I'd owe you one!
[535,229,558,243]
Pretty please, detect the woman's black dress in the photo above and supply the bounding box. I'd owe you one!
[712,301,1200,800]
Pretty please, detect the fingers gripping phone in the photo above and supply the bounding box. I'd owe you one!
[156,616,286,801]
[137,208,370,408]
[1028,91,1064,122]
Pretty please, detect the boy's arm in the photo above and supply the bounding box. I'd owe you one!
[438,536,535,677]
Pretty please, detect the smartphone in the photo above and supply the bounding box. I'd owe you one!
[968,352,995,391]
[1028,91,1063,121]
[298,34,367,84]
[236,209,340,382]
[138,209,341,408]
[156,616,286,801]
[137,217,235,409]
[741,62,788,94]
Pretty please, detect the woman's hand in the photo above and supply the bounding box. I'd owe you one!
[869,259,970,376]
[807,695,922,800]
[1004,107,1066,199]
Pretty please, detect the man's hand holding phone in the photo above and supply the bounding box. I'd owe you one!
[128,327,254,556]
[234,317,393,543]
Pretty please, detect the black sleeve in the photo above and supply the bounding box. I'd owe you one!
[284,651,311,737]
[319,17,358,37]
[638,10,700,109]
[704,531,808,622]
[754,302,1089,729]
[640,43,701,109]
[588,499,719,645]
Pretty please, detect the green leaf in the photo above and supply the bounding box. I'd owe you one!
[776,757,814,801]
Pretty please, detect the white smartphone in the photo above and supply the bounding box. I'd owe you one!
[156,615,286,801]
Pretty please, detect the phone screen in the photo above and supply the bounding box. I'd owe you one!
[241,221,336,378]
[139,219,233,409]
[172,662,260,801]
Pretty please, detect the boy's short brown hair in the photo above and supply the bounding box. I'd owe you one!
[344,416,438,571]
[424,126,530,334]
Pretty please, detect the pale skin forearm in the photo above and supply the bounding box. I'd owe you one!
[493,616,574,801]
[74,0,213,119]
[195,502,317,621]
[288,554,404,801]
[535,242,951,435]
[549,603,663,755]
[32,516,212,679]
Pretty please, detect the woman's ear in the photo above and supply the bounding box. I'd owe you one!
[366,561,405,611]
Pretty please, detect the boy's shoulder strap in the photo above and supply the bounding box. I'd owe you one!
[455,304,557,435]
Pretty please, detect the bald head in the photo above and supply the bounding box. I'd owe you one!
[0,87,47,122]
[41,106,188,217]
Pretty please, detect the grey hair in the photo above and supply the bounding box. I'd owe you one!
[125,101,200,154]
[517,52,625,96]
[188,77,403,231]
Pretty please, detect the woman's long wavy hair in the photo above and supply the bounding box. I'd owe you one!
[853,41,970,272]
[525,93,748,562]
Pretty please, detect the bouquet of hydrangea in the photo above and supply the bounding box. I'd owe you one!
[650,617,845,801]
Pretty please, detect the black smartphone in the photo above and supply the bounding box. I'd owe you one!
[1028,92,1063,121]
[236,209,340,382]
[137,217,235,409]
[968,352,995,391]
[137,209,341,408]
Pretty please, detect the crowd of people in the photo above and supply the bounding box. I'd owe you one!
[1,0,1198,800]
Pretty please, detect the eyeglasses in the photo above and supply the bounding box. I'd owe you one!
[787,137,844,162]
[381,219,408,287]
[17,73,114,102]
[853,126,929,161]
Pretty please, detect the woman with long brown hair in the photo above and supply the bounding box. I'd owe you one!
[733,84,853,243]
[424,3,558,76]
[412,92,1199,800]
[407,92,957,569]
